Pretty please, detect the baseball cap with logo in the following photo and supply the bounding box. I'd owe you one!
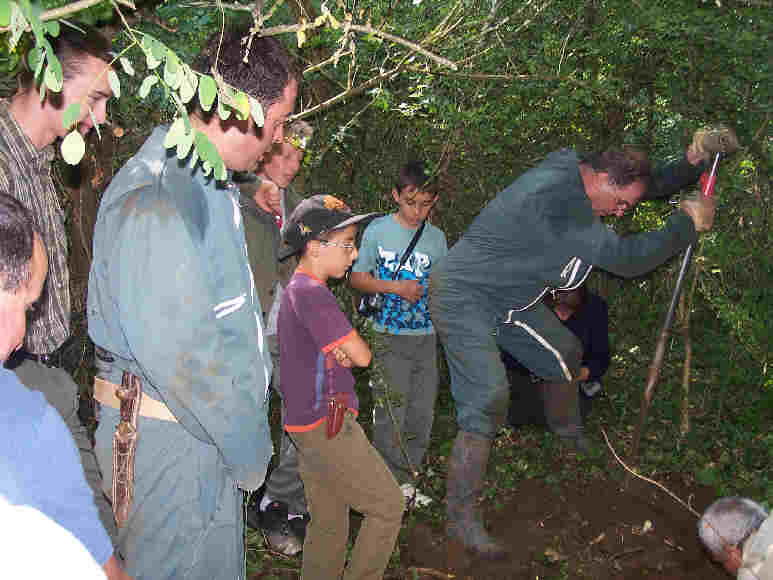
[279,194,378,260]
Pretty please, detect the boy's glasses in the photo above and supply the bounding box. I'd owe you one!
[319,240,356,251]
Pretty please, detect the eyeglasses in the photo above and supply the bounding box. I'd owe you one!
[319,240,356,251]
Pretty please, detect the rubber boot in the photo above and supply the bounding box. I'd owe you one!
[446,431,508,559]
[539,380,590,454]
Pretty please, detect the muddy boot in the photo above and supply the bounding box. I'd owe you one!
[446,431,508,560]
[539,380,590,454]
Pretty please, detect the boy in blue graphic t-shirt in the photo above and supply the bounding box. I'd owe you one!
[350,161,448,506]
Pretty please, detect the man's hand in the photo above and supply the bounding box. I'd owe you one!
[394,280,425,303]
[681,194,716,232]
[255,180,282,215]
[688,126,740,164]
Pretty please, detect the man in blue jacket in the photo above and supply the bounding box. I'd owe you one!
[430,131,736,559]
[0,193,131,580]
[87,29,297,579]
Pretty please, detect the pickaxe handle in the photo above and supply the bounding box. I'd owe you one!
[629,152,721,465]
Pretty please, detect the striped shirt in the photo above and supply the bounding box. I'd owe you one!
[0,99,70,354]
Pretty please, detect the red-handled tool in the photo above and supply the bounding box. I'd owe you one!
[629,152,721,466]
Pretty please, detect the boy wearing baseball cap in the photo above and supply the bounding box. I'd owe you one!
[278,195,405,580]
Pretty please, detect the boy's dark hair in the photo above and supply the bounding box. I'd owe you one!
[193,28,298,118]
[544,285,587,315]
[0,193,36,293]
[579,148,651,187]
[21,23,111,88]
[395,161,430,194]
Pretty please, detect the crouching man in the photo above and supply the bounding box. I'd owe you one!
[699,497,773,579]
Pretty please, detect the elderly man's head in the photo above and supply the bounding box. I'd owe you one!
[0,194,48,363]
[698,496,769,575]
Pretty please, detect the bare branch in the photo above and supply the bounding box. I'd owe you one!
[182,2,458,70]
[601,428,701,518]
[293,60,406,119]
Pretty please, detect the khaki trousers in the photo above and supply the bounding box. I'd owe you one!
[290,415,405,580]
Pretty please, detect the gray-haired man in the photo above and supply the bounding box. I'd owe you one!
[699,496,773,579]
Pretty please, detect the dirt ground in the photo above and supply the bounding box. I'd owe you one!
[402,476,727,580]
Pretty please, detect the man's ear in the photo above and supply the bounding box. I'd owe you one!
[721,544,744,576]
[391,188,401,203]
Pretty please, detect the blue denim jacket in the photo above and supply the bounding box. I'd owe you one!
[88,126,272,490]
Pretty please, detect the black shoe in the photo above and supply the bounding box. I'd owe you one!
[261,501,303,556]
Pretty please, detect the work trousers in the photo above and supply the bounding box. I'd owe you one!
[290,415,405,580]
[95,406,245,580]
[14,359,117,542]
[371,332,438,484]
[429,267,582,438]
[264,334,307,515]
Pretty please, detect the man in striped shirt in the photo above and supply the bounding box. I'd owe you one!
[0,25,116,538]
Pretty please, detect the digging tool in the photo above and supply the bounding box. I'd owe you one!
[628,152,721,467]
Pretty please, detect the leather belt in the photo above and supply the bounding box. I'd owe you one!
[94,377,177,423]
[22,351,62,368]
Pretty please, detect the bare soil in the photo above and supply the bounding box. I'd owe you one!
[402,475,727,580]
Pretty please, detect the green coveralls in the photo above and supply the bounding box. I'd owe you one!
[88,126,273,580]
[429,149,702,437]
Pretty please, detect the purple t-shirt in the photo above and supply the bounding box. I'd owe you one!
[279,272,359,431]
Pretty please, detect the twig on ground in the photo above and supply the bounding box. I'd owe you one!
[600,428,701,518]
[407,567,456,579]
[610,546,645,560]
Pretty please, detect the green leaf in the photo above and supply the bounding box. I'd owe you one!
[164,50,181,90]
[108,70,120,99]
[163,117,186,149]
[119,57,135,77]
[198,75,216,112]
[43,20,59,37]
[44,61,63,92]
[194,130,219,163]
[142,35,162,70]
[7,2,28,51]
[60,130,85,165]
[62,103,81,130]
[233,91,250,121]
[214,160,226,181]
[138,75,158,99]
[249,96,264,128]
[178,66,197,104]
[176,129,194,160]
[151,37,166,61]
[0,0,11,27]
[28,45,44,82]
[193,130,226,180]
[217,96,231,121]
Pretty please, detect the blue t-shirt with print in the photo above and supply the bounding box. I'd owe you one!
[0,367,113,566]
[353,214,448,335]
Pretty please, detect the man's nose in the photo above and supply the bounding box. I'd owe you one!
[273,124,285,143]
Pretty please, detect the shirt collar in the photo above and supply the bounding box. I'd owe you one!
[0,99,55,170]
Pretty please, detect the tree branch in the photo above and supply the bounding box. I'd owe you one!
[0,0,136,32]
[293,61,406,119]
[182,2,457,70]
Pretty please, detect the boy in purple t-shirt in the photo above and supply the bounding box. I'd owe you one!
[278,195,405,580]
